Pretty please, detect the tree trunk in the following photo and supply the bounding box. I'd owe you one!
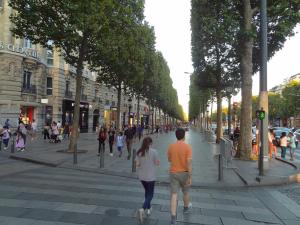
[116,84,122,130]
[68,44,86,153]
[137,96,140,126]
[239,0,253,160]
[154,107,157,127]
[228,95,232,136]
[216,87,223,143]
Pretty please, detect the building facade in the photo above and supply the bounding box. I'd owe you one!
[0,0,153,131]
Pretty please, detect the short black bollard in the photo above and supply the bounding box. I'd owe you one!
[10,135,15,153]
[100,143,104,168]
[132,149,136,172]
[0,136,2,151]
[218,154,223,181]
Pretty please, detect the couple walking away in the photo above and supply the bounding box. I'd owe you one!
[136,128,192,225]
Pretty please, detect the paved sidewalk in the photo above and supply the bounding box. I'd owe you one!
[1,128,300,188]
[1,166,300,225]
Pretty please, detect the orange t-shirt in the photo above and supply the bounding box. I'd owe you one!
[167,140,192,173]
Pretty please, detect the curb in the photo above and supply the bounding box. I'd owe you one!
[275,157,298,169]
[232,166,300,187]
[9,154,61,167]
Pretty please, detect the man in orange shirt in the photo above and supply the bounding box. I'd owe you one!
[167,128,192,225]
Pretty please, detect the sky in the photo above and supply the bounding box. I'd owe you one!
[144,0,193,115]
[144,1,300,114]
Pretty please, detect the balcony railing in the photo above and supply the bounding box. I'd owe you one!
[21,85,36,94]
[81,94,88,101]
[65,91,73,99]
[92,97,101,103]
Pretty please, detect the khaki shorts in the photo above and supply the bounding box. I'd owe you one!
[170,172,190,194]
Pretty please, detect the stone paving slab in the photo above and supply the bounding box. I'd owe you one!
[253,190,300,220]
[243,211,283,224]
[0,216,82,225]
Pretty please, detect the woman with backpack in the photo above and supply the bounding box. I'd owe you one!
[98,127,107,156]
[135,137,160,221]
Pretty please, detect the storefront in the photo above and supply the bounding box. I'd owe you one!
[62,100,89,133]
[19,106,35,124]
[103,105,117,127]
[92,109,100,131]
[45,106,53,125]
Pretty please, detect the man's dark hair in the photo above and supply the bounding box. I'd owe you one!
[175,128,185,140]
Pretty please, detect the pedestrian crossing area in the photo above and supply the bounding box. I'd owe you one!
[0,166,298,225]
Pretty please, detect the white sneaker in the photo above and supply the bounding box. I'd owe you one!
[183,202,192,214]
[138,208,144,222]
[146,208,152,216]
[110,153,113,157]
[4,147,7,150]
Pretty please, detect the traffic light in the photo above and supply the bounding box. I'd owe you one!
[256,110,265,120]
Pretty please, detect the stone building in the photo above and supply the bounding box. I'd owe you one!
[0,0,154,131]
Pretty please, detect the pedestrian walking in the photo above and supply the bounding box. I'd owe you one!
[116,131,125,157]
[136,137,160,221]
[268,129,277,159]
[137,125,144,141]
[4,119,11,128]
[63,123,70,140]
[98,127,107,156]
[288,132,296,161]
[18,122,27,146]
[0,126,10,150]
[124,126,134,160]
[167,128,192,225]
[43,123,50,140]
[15,129,25,151]
[31,119,38,140]
[50,121,59,143]
[108,128,115,156]
[280,132,288,159]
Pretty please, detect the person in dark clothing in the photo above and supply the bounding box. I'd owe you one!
[138,125,144,141]
[98,127,107,156]
[108,128,115,156]
[124,126,134,160]
[43,123,50,140]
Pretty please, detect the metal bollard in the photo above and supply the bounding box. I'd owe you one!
[73,143,78,164]
[100,143,104,168]
[11,135,15,153]
[218,154,223,181]
[132,149,136,172]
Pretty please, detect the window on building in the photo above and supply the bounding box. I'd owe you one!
[23,70,31,89]
[0,0,3,9]
[46,77,52,95]
[81,86,85,96]
[105,100,109,105]
[66,80,70,93]
[46,49,54,65]
[112,101,116,106]
[23,38,32,48]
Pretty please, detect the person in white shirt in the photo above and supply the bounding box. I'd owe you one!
[31,119,37,140]
[135,137,160,220]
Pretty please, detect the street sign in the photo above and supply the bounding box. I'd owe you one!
[256,110,265,120]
